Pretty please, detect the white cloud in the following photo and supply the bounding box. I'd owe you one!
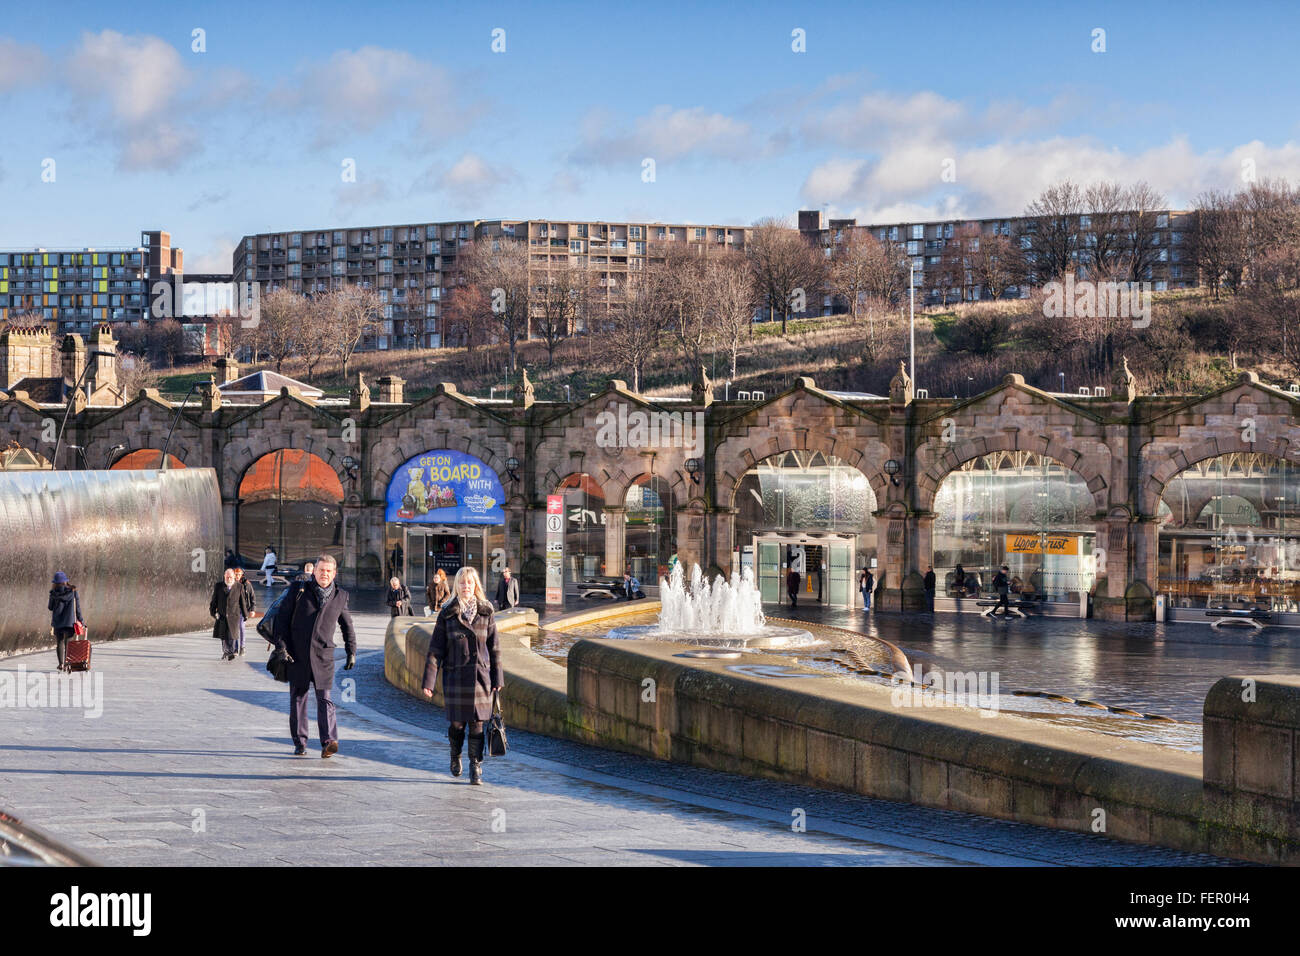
[412,153,513,200]
[63,30,199,171]
[574,105,753,165]
[276,46,479,148]
[185,236,237,274]
[0,37,47,92]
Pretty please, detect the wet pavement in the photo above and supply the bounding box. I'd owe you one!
[0,611,1236,866]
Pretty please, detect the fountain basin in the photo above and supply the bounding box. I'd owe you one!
[605,623,820,649]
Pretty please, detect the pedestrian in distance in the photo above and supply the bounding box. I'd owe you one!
[387,576,412,618]
[622,568,642,601]
[924,565,937,612]
[233,565,255,656]
[48,571,84,671]
[953,563,966,596]
[210,567,251,661]
[260,545,277,587]
[860,568,874,612]
[427,567,451,613]
[787,567,801,608]
[298,562,314,583]
[224,548,239,570]
[271,554,356,758]
[495,567,520,609]
[993,565,1011,614]
[422,566,503,785]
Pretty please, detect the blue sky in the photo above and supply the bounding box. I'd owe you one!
[1,0,1298,271]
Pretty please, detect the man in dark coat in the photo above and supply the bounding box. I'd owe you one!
[272,554,356,757]
[993,565,1011,614]
[495,568,520,609]
[923,566,936,612]
[787,567,801,608]
[210,568,251,661]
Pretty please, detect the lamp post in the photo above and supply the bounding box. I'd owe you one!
[160,380,208,469]
[52,349,116,470]
[1059,371,1065,394]
[909,259,916,386]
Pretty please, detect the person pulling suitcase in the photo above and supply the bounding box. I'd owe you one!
[48,571,86,672]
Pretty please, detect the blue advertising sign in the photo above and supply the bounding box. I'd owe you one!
[385,450,505,525]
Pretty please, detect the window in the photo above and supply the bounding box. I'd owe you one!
[628,226,640,239]
[911,225,923,240]
[695,228,705,240]
[1156,214,1168,228]
[906,240,921,255]
[633,241,645,255]
[888,226,899,241]
[1079,215,1091,228]
[291,233,301,247]
[382,228,393,241]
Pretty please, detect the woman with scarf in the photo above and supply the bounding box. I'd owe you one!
[421,567,502,785]
[425,567,450,614]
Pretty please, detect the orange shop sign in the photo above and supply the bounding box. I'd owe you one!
[1004,533,1079,555]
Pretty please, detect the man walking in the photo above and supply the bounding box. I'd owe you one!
[924,565,936,612]
[495,567,520,609]
[993,565,1011,615]
[272,554,356,757]
[260,545,277,587]
[787,566,801,609]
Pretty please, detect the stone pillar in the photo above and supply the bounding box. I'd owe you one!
[375,375,404,403]
[908,511,935,580]
[676,506,706,571]
[214,356,239,385]
[710,507,737,576]
[875,509,907,612]
[603,506,626,577]
[341,497,364,588]
[60,333,86,391]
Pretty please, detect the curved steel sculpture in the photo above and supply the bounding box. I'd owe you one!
[0,468,222,657]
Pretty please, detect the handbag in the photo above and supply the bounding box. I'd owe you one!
[73,620,87,637]
[265,646,290,683]
[487,690,508,757]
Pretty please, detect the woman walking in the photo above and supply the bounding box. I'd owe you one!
[48,571,85,671]
[421,567,502,785]
[387,576,412,618]
[425,567,450,614]
[210,567,251,661]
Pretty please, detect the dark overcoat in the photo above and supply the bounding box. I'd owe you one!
[210,581,251,644]
[422,597,503,722]
[495,576,519,609]
[273,582,357,688]
[49,585,83,630]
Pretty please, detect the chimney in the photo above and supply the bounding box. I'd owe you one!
[60,333,86,394]
[213,356,240,384]
[89,323,117,394]
[0,325,53,390]
[375,375,404,404]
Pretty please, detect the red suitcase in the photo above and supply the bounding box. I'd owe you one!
[64,635,91,673]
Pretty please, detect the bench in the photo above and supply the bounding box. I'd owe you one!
[577,580,625,600]
[1205,606,1272,630]
[975,597,1039,619]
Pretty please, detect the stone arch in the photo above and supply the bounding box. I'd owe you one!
[368,429,512,505]
[1140,435,1300,517]
[916,430,1109,515]
[714,428,892,513]
[605,468,689,507]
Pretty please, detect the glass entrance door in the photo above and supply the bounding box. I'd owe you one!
[828,540,852,606]
[752,534,856,607]
[756,539,781,603]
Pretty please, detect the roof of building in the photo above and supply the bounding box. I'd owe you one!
[5,376,66,403]
[217,370,324,398]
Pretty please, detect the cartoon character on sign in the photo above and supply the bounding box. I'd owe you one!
[406,467,429,515]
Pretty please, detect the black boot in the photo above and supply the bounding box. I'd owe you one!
[468,731,485,785]
[448,725,465,777]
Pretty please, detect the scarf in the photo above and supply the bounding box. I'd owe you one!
[312,579,336,604]
[457,595,478,627]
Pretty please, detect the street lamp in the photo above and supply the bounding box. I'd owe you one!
[1059,372,1065,394]
[685,457,702,485]
[52,349,116,470]
[505,456,520,483]
[161,378,211,469]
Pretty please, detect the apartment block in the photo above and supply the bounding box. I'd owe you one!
[0,230,182,333]
[799,209,1198,309]
[232,218,748,350]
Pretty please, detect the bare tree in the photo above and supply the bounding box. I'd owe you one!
[458,238,531,374]
[650,241,711,368]
[830,230,907,361]
[1189,189,1248,299]
[325,286,381,381]
[249,287,303,373]
[605,273,664,391]
[934,227,971,304]
[1082,180,1128,278]
[1121,181,1168,283]
[297,295,334,382]
[534,264,589,367]
[967,230,1028,300]
[1021,180,1084,282]
[703,252,756,380]
[115,353,159,398]
[745,217,826,335]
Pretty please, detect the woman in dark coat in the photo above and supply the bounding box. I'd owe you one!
[386,576,412,618]
[425,567,450,613]
[422,567,502,785]
[48,571,84,671]
[210,568,251,661]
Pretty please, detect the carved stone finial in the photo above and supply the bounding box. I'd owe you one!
[889,360,913,406]
[1113,355,1138,404]
[350,371,370,411]
[512,368,535,408]
[200,375,221,413]
[692,366,714,406]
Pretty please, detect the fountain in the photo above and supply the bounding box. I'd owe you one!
[606,563,818,648]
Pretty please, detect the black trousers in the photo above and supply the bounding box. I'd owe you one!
[54,626,75,667]
[290,680,337,748]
